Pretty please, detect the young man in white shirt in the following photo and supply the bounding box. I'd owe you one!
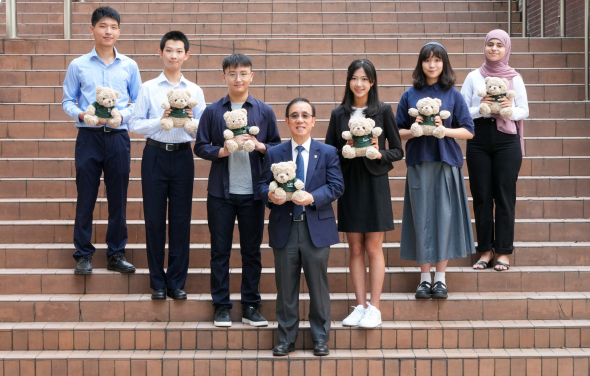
[130,31,206,300]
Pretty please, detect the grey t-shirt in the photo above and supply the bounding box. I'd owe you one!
[228,102,253,194]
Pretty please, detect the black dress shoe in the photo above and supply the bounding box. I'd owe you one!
[272,342,295,356]
[107,253,136,273]
[431,281,448,299]
[74,256,93,275]
[151,289,166,300]
[313,341,330,356]
[415,281,432,299]
[167,289,187,300]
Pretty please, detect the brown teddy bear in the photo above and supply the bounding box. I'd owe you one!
[84,86,122,128]
[160,89,199,133]
[341,117,382,159]
[223,108,260,153]
[477,77,516,119]
[268,161,306,201]
[408,97,451,139]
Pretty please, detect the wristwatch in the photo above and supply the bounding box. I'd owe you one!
[310,200,315,207]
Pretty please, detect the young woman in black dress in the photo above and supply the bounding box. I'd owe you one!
[325,59,403,328]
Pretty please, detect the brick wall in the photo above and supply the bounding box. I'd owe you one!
[526,0,585,37]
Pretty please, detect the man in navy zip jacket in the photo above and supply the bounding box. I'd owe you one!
[258,98,344,357]
[194,54,281,327]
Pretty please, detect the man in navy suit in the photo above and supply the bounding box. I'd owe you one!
[258,98,344,357]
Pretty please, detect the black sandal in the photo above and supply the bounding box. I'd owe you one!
[494,261,510,271]
[473,259,493,269]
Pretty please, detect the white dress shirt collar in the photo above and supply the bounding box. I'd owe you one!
[291,137,312,154]
[155,72,189,88]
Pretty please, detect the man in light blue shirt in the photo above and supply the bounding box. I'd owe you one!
[130,31,205,301]
[61,7,141,275]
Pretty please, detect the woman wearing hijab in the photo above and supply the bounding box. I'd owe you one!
[461,30,529,271]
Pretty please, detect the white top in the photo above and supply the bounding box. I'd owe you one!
[228,101,253,195]
[290,137,311,185]
[460,69,529,121]
[129,72,206,143]
[351,106,367,120]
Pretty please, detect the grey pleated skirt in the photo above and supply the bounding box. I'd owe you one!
[400,161,476,264]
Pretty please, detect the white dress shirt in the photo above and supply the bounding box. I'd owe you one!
[130,72,206,143]
[291,137,311,186]
[461,69,529,121]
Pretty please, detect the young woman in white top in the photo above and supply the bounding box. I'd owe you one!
[461,29,529,271]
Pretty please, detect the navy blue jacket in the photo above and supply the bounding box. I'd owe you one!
[258,139,345,249]
[194,94,281,200]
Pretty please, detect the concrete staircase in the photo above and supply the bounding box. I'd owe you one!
[1,0,590,374]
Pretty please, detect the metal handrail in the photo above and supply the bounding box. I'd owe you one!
[6,0,17,39]
[586,0,589,100]
[64,0,72,39]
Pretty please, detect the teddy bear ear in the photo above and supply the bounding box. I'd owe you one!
[502,78,509,87]
[484,77,491,84]
[288,161,297,170]
[95,87,103,95]
[367,118,376,127]
[184,90,191,98]
[223,111,231,121]
[114,90,120,99]
[435,98,442,106]
[239,108,247,116]
[270,163,277,173]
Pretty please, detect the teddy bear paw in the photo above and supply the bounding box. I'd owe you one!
[499,108,514,119]
[226,140,239,153]
[479,103,491,116]
[342,145,356,159]
[274,188,286,199]
[84,115,99,126]
[433,126,446,139]
[365,147,380,160]
[410,123,424,138]
[184,120,198,133]
[161,119,174,131]
[249,126,260,135]
[291,191,306,201]
[242,140,255,153]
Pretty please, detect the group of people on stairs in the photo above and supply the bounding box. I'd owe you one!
[61,6,529,357]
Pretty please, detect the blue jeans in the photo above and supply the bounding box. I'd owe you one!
[207,193,265,308]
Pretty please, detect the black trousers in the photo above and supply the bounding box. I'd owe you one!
[466,118,522,255]
[141,143,194,290]
[207,193,265,309]
[73,128,130,260]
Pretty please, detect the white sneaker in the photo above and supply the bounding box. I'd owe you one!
[342,305,366,326]
[358,304,382,328]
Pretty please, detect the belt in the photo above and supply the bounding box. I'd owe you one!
[292,212,306,222]
[81,126,126,133]
[474,117,496,125]
[146,139,191,151]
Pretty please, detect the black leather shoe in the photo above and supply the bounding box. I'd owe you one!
[431,281,448,299]
[272,342,295,356]
[214,306,232,327]
[415,281,432,299]
[313,341,330,356]
[151,289,166,300]
[167,289,187,300]
[107,253,136,273]
[74,256,93,275]
[242,305,268,327]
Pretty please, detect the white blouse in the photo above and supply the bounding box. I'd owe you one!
[351,106,367,120]
[461,69,529,122]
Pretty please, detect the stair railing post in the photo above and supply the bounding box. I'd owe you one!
[64,0,72,39]
[540,0,544,37]
[585,0,589,101]
[522,0,527,37]
[560,0,565,37]
[6,0,18,38]
[508,0,512,36]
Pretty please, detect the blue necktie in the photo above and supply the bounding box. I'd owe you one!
[293,145,305,218]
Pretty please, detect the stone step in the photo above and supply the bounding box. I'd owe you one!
[0,348,587,376]
[0,136,588,159]
[0,218,587,244]
[0,52,583,72]
[0,175,588,200]
[4,36,576,56]
[1,83,584,104]
[0,155,588,179]
[1,101,588,122]
[1,266,589,295]
[0,320,588,351]
[1,291,589,322]
[1,242,589,269]
[0,196,587,221]
[1,67,583,87]
[2,118,588,139]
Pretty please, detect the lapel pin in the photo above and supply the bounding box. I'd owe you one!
[314,155,317,158]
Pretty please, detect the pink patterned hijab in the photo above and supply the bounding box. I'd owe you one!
[479,29,525,155]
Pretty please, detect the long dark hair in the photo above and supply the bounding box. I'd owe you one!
[341,59,381,118]
[412,44,456,91]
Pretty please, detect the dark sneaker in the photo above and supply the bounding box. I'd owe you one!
[214,306,232,327]
[242,305,268,327]
[415,281,432,299]
[74,256,93,275]
[431,281,448,299]
[107,253,136,273]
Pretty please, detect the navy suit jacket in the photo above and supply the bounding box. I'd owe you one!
[258,138,345,249]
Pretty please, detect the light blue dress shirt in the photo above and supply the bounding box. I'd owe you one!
[129,72,206,143]
[62,47,142,130]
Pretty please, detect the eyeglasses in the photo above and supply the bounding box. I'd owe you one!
[288,112,312,120]
[226,72,251,80]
